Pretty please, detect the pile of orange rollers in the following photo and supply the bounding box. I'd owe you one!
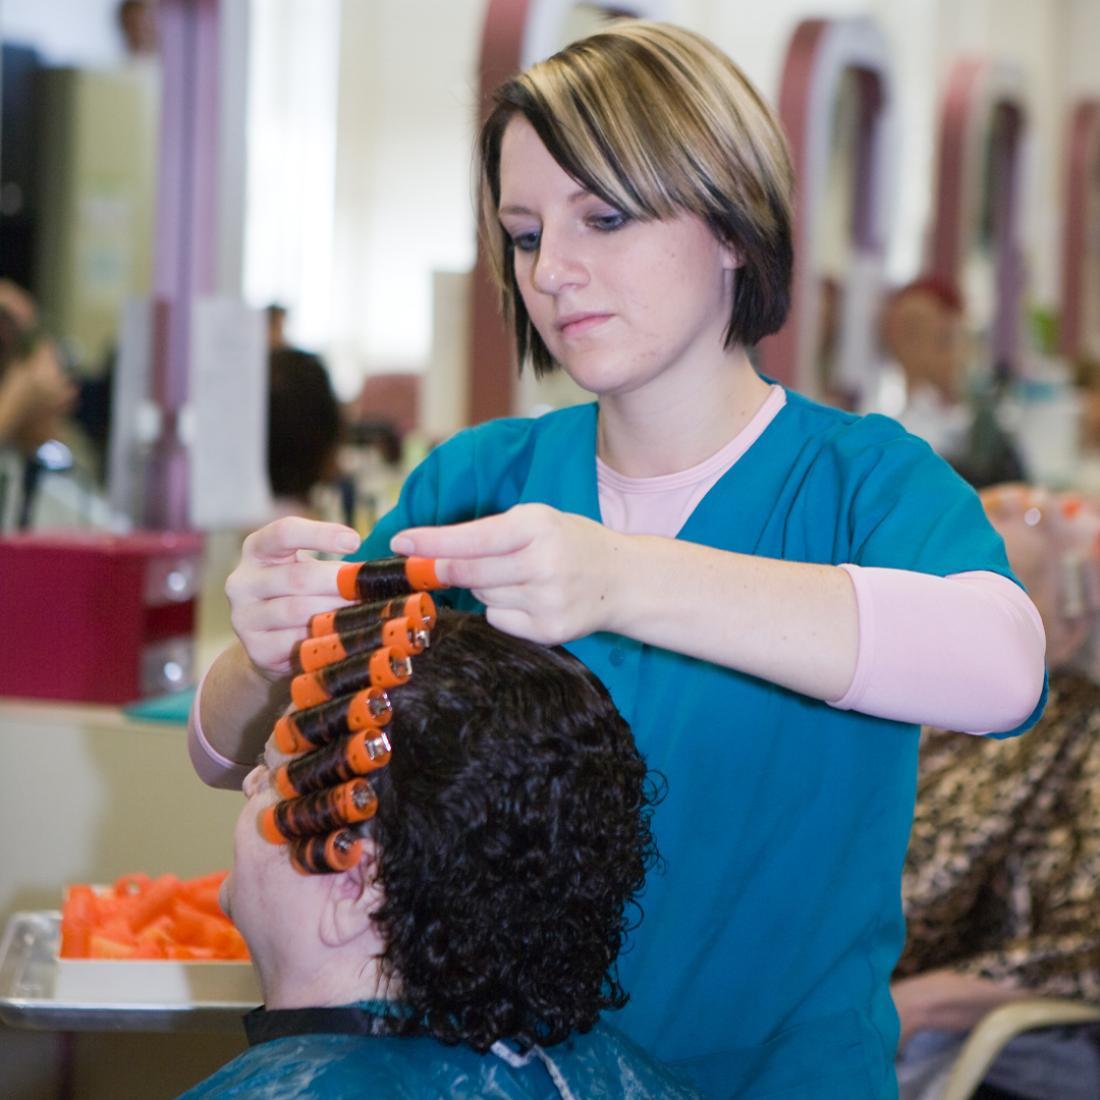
[260,555,443,874]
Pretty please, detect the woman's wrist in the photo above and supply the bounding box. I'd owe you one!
[600,530,650,636]
[200,641,290,764]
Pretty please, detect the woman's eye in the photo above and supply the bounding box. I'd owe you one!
[511,230,540,253]
[589,211,629,232]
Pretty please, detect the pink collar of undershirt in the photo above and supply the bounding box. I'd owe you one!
[596,385,787,492]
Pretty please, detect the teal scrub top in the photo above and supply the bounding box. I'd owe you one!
[354,390,1046,1100]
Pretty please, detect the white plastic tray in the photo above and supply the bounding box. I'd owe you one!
[0,912,260,1032]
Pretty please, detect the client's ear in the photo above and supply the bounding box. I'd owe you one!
[318,844,383,949]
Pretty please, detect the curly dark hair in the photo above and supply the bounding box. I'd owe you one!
[364,610,658,1052]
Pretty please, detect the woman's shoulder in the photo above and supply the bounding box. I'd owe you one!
[397,403,597,522]
[428,403,598,476]
[780,388,941,470]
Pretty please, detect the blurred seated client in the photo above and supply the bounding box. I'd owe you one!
[182,611,698,1098]
[895,486,1100,1100]
[0,282,77,528]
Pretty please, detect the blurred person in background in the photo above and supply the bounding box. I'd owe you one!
[266,347,343,520]
[0,280,78,529]
[880,277,1025,487]
[895,485,1100,1100]
[117,0,158,59]
[265,304,290,353]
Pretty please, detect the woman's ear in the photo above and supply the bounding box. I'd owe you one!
[720,239,743,272]
[318,846,384,949]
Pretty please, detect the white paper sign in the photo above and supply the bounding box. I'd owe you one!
[188,297,272,529]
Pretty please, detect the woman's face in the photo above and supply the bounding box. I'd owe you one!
[497,116,739,402]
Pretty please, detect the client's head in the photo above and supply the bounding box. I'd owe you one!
[981,484,1100,675]
[222,610,657,1051]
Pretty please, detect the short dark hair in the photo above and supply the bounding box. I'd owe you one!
[478,20,794,377]
[367,611,658,1052]
[266,348,341,501]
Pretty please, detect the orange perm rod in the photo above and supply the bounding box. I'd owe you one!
[336,556,442,603]
[273,729,392,799]
[273,688,393,755]
[290,646,412,711]
[310,592,437,640]
[259,778,379,844]
[298,615,427,674]
[289,829,364,875]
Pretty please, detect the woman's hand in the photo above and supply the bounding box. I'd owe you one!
[226,516,362,680]
[391,503,623,644]
[892,969,1023,1050]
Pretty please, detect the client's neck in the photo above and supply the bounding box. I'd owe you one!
[261,949,391,1011]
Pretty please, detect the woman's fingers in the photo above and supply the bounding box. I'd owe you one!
[244,517,361,563]
[229,559,349,602]
[227,517,362,678]
[232,594,353,635]
[439,551,536,590]
[390,506,542,559]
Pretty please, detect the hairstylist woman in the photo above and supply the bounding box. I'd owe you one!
[191,22,1045,1099]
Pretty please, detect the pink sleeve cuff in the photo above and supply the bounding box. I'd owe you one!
[188,670,253,790]
[830,566,1046,734]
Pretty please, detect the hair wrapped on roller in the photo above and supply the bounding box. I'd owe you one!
[263,558,442,871]
[259,556,661,1053]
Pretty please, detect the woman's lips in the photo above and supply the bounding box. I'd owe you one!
[558,312,612,336]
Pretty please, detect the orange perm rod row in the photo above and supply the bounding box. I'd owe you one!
[289,830,363,875]
[290,646,412,711]
[273,728,392,800]
[336,555,442,603]
[273,688,393,755]
[298,616,428,674]
[260,778,379,844]
[309,592,437,640]
[261,565,438,874]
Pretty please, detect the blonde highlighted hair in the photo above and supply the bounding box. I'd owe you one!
[478,20,795,377]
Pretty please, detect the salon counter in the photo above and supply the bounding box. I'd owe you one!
[0,697,247,1099]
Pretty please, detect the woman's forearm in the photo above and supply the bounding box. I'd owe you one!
[608,534,860,701]
[605,537,1045,731]
[189,641,290,788]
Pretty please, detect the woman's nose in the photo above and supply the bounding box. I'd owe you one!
[530,232,588,294]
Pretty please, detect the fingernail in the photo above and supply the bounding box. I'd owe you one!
[338,534,360,553]
[390,535,413,555]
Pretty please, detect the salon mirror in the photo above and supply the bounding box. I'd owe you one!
[813,68,863,409]
[929,59,1028,386]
